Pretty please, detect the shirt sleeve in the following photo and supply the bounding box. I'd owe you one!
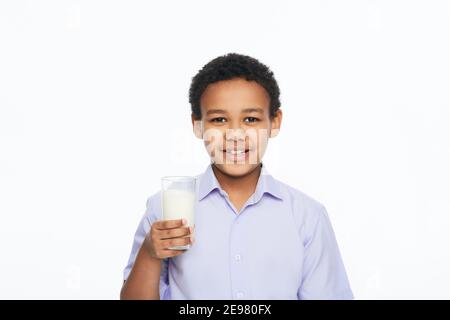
[122,194,170,299]
[298,205,354,300]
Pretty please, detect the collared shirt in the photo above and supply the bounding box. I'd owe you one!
[123,163,353,300]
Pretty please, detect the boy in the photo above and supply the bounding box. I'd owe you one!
[121,53,353,300]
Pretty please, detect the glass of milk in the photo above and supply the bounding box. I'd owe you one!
[161,176,196,250]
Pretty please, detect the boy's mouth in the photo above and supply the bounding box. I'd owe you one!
[223,149,249,155]
[222,148,251,162]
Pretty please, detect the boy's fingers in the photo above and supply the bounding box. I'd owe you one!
[160,237,191,249]
[154,218,187,230]
[160,227,192,240]
[161,249,186,258]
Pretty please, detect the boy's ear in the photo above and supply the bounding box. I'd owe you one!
[191,114,203,139]
[269,109,283,138]
[270,128,280,138]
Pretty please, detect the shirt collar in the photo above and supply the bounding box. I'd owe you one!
[197,162,283,202]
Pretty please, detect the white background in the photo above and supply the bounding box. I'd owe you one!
[1,0,449,299]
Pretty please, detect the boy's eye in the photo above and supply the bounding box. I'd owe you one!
[210,117,226,123]
[244,117,259,123]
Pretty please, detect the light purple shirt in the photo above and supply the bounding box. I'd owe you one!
[123,163,353,300]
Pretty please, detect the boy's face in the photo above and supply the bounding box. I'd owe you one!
[192,77,282,177]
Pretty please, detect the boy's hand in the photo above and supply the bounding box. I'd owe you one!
[143,218,194,259]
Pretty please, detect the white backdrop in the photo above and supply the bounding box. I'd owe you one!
[1,0,449,299]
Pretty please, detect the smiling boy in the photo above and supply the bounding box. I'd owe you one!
[121,53,353,300]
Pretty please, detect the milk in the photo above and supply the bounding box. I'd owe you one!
[162,189,196,227]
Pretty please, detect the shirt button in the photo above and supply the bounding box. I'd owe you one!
[236,292,244,299]
[235,254,241,262]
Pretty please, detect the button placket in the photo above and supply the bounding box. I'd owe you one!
[229,219,248,299]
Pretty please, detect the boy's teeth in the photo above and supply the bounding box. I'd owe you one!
[227,150,245,155]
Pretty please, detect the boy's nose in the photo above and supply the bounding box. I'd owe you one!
[225,128,246,141]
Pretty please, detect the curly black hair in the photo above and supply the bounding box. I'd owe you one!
[189,53,281,120]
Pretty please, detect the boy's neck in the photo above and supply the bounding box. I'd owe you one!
[211,163,262,198]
